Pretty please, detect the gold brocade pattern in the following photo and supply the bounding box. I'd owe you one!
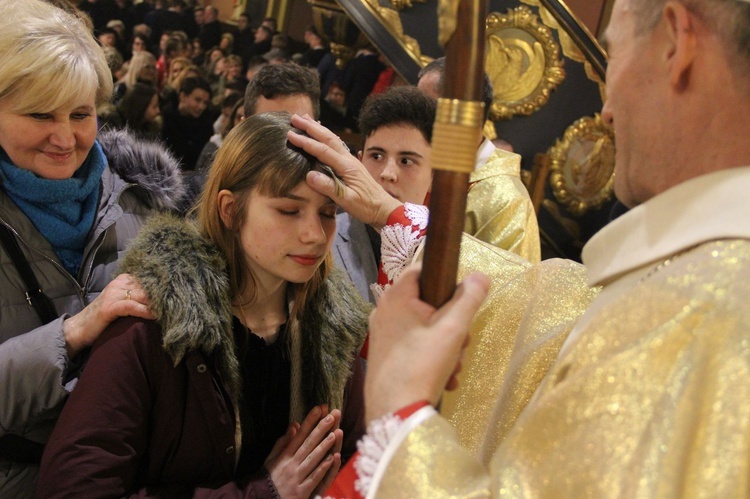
[380,240,750,497]
[377,416,492,498]
[465,149,541,262]
[440,248,595,460]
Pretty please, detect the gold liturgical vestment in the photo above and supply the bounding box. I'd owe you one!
[438,237,597,458]
[375,168,750,498]
[465,144,540,263]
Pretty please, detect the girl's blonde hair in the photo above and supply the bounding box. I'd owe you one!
[166,56,193,86]
[197,112,335,321]
[170,64,202,92]
[0,0,112,112]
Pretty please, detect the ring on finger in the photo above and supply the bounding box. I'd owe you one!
[125,289,132,301]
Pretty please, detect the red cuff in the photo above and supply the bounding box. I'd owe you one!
[385,204,410,227]
[393,399,431,419]
[324,401,431,498]
[324,453,362,498]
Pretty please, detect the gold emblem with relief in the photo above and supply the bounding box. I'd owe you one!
[485,5,565,120]
[548,114,615,216]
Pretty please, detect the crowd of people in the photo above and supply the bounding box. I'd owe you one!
[2,0,750,497]
[80,0,392,175]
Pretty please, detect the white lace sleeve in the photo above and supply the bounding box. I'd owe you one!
[370,203,429,301]
[353,405,437,499]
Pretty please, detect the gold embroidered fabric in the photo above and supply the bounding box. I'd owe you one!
[466,149,541,262]
[378,240,750,498]
[377,416,492,498]
[440,250,596,459]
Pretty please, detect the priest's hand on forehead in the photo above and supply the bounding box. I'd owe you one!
[288,114,401,230]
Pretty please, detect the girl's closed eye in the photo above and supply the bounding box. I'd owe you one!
[320,206,337,219]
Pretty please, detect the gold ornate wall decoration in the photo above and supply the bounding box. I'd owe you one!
[388,0,427,11]
[548,113,615,216]
[361,0,430,66]
[437,0,460,46]
[521,0,607,99]
[485,6,565,120]
[309,0,371,67]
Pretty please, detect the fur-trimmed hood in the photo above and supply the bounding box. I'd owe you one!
[99,128,185,212]
[118,213,370,419]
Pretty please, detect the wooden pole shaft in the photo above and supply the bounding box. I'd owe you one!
[419,0,488,307]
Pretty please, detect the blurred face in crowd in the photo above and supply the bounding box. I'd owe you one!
[255,27,271,43]
[225,60,242,80]
[326,86,345,108]
[192,38,202,55]
[210,48,224,63]
[97,32,116,48]
[179,88,210,118]
[261,19,276,32]
[213,57,226,76]
[170,61,187,80]
[144,94,160,123]
[138,60,158,84]
[159,33,170,53]
[238,15,249,31]
[132,36,147,53]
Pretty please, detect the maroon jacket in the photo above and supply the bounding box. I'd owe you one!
[37,317,365,498]
[35,215,370,498]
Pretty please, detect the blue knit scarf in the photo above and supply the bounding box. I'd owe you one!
[0,142,106,276]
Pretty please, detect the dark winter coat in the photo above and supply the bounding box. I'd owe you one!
[161,108,215,171]
[37,214,370,497]
[0,129,184,498]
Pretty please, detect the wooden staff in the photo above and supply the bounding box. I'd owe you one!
[419,0,488,307]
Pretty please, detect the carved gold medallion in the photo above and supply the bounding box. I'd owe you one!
[486,6,565,120]
[548,114,615,216]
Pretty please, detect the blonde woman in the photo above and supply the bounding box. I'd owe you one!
[0,0,183,495]
[114,50,158,103]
